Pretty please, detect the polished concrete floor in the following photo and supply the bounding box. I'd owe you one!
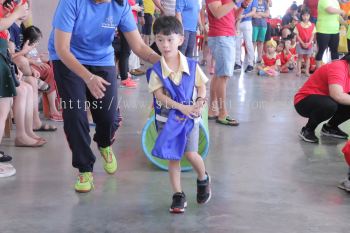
[1,68,350,233]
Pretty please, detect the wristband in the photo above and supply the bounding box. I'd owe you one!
[196,97,206,104]
[87,74,95,83]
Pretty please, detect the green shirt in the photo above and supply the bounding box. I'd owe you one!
[316,0,340,34]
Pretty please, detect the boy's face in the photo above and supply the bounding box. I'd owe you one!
[155,32,184,58]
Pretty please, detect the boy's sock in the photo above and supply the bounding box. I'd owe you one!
[198,174,208,182]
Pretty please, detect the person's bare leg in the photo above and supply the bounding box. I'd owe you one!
[305,56,311,77]
[13,84,38,145]
[13,55,32,76]
[297,56,302,76]
[257,42,264,63]
[208,76,218,117]
[216,76,229,120]
[21,82,42,140]
[168,160,182,193]
[47,92,60,115]
[185,152,206,180]
[23,76,42,129]
[0,98,12,142]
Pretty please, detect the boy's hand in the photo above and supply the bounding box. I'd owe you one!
[179,105,200,119]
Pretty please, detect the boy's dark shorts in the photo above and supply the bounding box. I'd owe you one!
[142,13,153,36]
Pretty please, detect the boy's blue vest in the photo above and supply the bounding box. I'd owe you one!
[146,58,198,160]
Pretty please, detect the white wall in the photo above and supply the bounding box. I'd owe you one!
[31,0,59,51]
[270,0,303,17]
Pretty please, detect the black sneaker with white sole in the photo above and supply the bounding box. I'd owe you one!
[197,172,211,204]
[299,127,319,143]
[321,123,348,139]
[244,65,254,73]
[169,192,187,214]
[0,151,12,162]
[234,64,241,71]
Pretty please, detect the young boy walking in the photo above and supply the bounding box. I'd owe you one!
[147,16,211,213]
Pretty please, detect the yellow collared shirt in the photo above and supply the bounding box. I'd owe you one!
[148,52,208,93]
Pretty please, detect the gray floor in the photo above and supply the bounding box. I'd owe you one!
[1,69,350,233]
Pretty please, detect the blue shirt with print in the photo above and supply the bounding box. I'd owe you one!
[176,0,201,32]
[252,0,268,27]
[48,0,137,66]
[236,0,258,23]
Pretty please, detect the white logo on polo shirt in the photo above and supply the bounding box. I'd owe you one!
[102,16,117,29]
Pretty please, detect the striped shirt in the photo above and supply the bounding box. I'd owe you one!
[161,0,176,16]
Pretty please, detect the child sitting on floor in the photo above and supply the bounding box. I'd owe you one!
[147,16,211,214]
[257,39,280,77]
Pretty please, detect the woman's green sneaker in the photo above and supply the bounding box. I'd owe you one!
[99,146,117,174]
[75,172,94,193]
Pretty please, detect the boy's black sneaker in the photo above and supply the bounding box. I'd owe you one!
[234,64,241,71]
[321,123,348,139]
[0,151,12,162]
[169,192,187,214]
[245,65,254,73]
[299,127,319,143]
[197,172,211,204]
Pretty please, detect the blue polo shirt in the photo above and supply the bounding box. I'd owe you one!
[48,0,137,66]
[236,0,258,23]
[175,0,201,32]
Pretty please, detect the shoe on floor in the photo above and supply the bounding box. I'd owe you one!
[338,178,350,192]
[0,151,12,162]
[299,127,319,143]
[245,65,254,73]
[99,146,117,174]
[120,77,137,88]
[0,163,16,178]
[234,64,241,71]
[197,172,212,204]
[130,69,146,76]
[169,192,187,214]
[75,172,94,193]
[321,123,348,139]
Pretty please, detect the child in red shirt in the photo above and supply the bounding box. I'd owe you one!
[257,39,280,77]
[294,7,315,77]
[280,38,296,73]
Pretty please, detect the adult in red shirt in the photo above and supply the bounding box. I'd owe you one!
[294,57,350,143]
[206,0,250,126]
[303,0,319,23]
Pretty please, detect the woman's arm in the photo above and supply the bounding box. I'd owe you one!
[326,6,344,16]
[123,29,160,64]
[0,4,28,31]
[207,0,238,19]
[329,84,350,105]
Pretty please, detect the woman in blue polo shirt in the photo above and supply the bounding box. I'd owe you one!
[175,0,201,57]
[49,0,159,193]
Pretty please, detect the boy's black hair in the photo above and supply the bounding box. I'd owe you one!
[300,7,310,16]
[153,16,184,36]
[23,25,42,46]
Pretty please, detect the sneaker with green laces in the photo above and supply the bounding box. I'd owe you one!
[74,172,94,193]
[99,146,117,174]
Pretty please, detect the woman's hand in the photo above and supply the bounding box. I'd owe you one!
[85,75,111,99]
